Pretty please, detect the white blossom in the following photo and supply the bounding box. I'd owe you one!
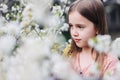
[2,38,51,80]
[65,6,70,14]
[0,3,8,13]
[1,21,21,37]
[11,5,20,11]
[103,75,116,80]
[116,62,120,72]
[96,35,111,53]
[111,38,120,57]
[0,35,16,55]
[60,0,68,3]
[0,16,5,27]
[26,0,52,24]
[52,6,64,17]
[51,54,81,80]
[46,15,60,28]
[68,39,72,43]
[89,63,100,76]
[20,4,33,28]
[5,13,10,20]
[88,35,111,53]
[113,62,120,80]
[5,58,43,80]
[88,38,96,48]
[60,23,69,31]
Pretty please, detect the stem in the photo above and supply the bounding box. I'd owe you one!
[34,28,43,40]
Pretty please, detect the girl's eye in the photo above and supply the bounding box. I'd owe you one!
[78,26,84,30]
[69,24,73,28]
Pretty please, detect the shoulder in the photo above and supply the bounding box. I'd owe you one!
[103,54,119,74]
[104,54,119,67]
[104,54,118,65]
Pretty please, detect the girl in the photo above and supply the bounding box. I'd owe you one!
[64,0,119,79]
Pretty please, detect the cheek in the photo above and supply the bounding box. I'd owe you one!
[81,29,96,41]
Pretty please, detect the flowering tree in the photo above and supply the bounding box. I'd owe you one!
[0,0,82,80]
[0,0,120,80]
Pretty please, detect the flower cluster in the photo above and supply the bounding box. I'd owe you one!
[0,0,120,80]
[0,0,81,80]
[88,35,120,56]
[88,35,120,79]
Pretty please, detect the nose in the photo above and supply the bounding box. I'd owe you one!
[71,28,79,37]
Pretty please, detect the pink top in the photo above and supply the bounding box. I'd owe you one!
[70,53,119,77]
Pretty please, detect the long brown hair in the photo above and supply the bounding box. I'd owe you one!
[68,0,108,75]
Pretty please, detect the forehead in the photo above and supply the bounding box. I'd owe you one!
[68,11,94,26]
[69,11,83,23]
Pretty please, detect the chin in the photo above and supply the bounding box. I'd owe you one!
[76,44,83,48]
[76,43,87,48]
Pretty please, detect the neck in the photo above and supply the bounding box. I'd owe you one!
[81,46,93,54]
[80,46,97,61]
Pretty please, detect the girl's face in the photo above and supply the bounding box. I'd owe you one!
[69,11,98,48]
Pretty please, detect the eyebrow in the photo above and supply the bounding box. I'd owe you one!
[68,23,85,26]
[68,23,72,25]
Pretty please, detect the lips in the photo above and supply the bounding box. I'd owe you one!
[73,38,81,42]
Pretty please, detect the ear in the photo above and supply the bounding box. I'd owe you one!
[96,30,99,35]
[95,28,99,35]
